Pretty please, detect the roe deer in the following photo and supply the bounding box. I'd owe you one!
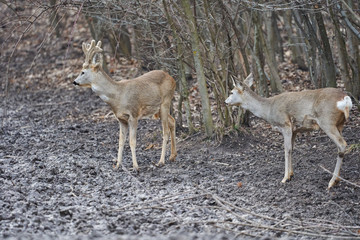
[73,40,177,171]
[225,73,352,188]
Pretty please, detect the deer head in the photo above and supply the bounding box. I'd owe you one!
[225,73,254,106]
[73,40,103,87]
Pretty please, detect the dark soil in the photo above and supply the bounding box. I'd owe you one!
[1,82,359,239]
[1,4,359,239]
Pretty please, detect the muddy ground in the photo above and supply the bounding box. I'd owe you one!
[1,5,360,238]
[1,76,360,240]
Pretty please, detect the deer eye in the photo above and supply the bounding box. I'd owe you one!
[81,71,85,75]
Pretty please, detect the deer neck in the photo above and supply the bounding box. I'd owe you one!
[242,89,271,120]
[91,70,119,103]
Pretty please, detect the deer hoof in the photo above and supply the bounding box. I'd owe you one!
[328,178,340,189]
[169,154,177,162]
[113,161,121,170]
[155,161,165,167]
[328,181,335,189]
[281,177,290,183]
[131,166,140,173]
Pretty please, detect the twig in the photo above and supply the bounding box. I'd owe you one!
[198,186,279,222]
[213,161,231,166]
[196,185,360,238]
[114,191,207,212]
[319,164,360,188]
[176,132,202,144]
[202,220,360,239]
[69,185,77,197]
[2,6,48,131]
[120,164,182,223]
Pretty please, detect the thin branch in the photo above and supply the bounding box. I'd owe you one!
[2,6,48,131]
[319,164,360,188]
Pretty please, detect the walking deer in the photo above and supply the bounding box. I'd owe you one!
[225,73,352,188]
[73,40,177,171]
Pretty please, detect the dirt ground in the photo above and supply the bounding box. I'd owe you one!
[1,6,360,239]
[1,70,360,239]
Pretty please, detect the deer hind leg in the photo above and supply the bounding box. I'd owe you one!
[321,125,347,189]
[157,104,171,166]
[281,127,294,183]
[115,121,128,169]
[128,119,139,171]
[168,114,177,161]
[289,131,298,177]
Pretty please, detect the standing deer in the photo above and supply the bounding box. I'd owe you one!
[225,73,353,189]
[73,40,177,171]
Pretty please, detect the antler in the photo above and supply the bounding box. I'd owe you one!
[82,40,103,68]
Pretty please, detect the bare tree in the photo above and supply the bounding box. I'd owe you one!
[180,0,214,137]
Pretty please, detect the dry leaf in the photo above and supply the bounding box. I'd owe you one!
[145,143,155,150]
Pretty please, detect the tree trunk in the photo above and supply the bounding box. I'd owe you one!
[85,15,109,73]
[253,18,269,97]
[265,11,277,67]
[253,11,282,94]
[283,10,307,70]
[293,10,325,88]
[180,0,214,137]
[272,12,285,63]
[218,0,250,75]
[314,9,337,88]
[345,0,360,102]
[330,6,353,94]
[163,0,195,134]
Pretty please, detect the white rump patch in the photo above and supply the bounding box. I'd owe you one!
[336,96,352,111]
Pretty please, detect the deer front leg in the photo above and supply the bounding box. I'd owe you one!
[168,114,177,162]
[115,121,128,169]
[129,119,139,171]
[281,127,294,183]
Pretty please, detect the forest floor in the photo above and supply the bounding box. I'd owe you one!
[1,7,360,240]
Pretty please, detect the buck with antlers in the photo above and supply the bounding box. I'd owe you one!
[73,40,177,171]
[225,73,353,189]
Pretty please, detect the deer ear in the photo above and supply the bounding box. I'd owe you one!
[244,73,254,87]
[92,62,101,72]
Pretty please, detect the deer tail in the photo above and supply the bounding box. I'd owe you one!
[337,96,352,120]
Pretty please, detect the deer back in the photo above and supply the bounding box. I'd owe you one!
[268,88,349,128]
[110,70,176,119]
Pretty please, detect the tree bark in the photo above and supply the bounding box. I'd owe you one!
[163,0,195,134]
[345,0,360,102]
[253,11,282,94]
[253,18,269,97]
[283,10,307,70]
[330,6,353,94]
[314,8,337,88]
[180,0,214,137]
